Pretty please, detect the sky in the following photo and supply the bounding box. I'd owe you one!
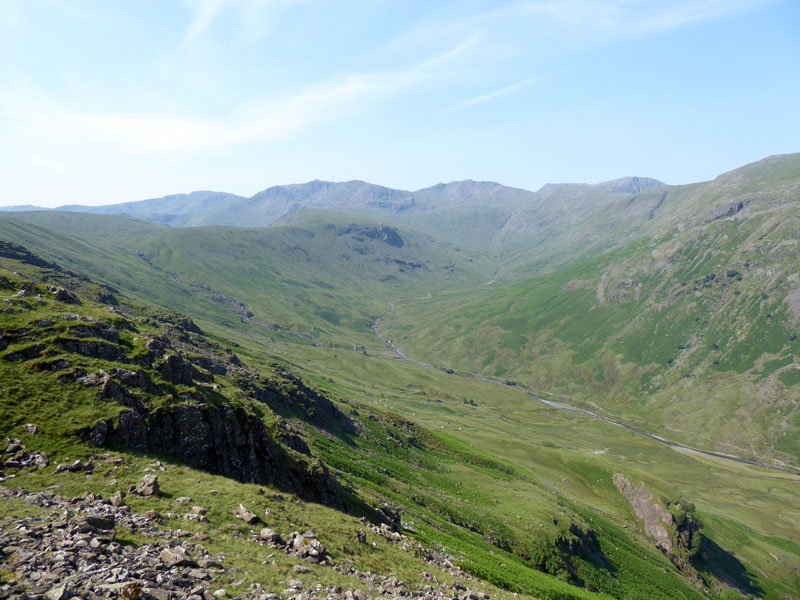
[1,0,798,207]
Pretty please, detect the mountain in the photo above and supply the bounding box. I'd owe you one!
[58,190,247,227]
[0,204,50,212]
[381,153,800,466]
[2,153,800,599]
[537,176,666,195]
[55,180,537,228]
[55,177,667,230]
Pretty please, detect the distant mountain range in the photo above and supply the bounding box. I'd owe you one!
[7,175,665,228]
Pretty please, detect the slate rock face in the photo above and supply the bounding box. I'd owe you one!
[158,353,195,385]
[107,403,341,509]
[613,473,673,552]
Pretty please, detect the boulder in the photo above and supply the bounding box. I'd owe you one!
[260,528,282,543]
[134,473,160,497]
[293,564,312,574]
[45,582,70,600]
[236,503,258,524]
[51,287,81,304]
[160,546,194,567]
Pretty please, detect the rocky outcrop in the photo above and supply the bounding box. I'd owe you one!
[1,438,49,475]
[613,474,673,552]
[256,365,355,436]
[156,353,195,385]
[49,286,81,305]
[54,337,128,362]
[342,225,404,248]
[96,402,342,509]
[66,321,119,342]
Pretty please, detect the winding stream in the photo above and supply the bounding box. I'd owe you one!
[372,297,800,478]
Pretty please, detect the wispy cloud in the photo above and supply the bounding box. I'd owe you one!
[180,0,315,44]
[449,76,536,111]
[182,0,236,43]
[426,0,773,43]
[625,0,773,37]
[0,37,478,157]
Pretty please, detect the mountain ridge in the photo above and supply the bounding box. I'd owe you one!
[40,176,664,228]
[537,176,667,195]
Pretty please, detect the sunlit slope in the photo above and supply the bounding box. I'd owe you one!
[0,241,744,600]
[382,155,800,465]
[0,210,494,348]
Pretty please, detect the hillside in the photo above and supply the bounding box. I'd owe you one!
[381,154,800,466]
[2,154,800,600]
[0,210,494,351]
[4,241,784,600]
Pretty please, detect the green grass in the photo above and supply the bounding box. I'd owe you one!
[3,155,800,599]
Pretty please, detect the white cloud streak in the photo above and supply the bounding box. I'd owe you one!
[625,0,774,37]
[449,76,537,111]
[181,0,316,44]
[442,0,774,40]
[182,0,236,43]
[0,37,478,157]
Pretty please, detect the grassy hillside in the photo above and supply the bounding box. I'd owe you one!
[0,211,494,351]
[2,241,765,600]
[381,155,800,466]
[2,154,800,599]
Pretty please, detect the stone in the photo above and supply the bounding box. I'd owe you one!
[192,506,209,515]
[55,459,86,474]
[5,439,23,453]
[184,513,209,522]
[259,528,282,543]
[285,579,303,591]
[134,473,160,497]
[33,453,49,469]
[84,515,115,531]
[24,423,38,435]
[90,420,109,447]
[111,491,126,507]
[160,546,194,567]
[51,287,81,304]
[236,503,258,524]
[45,582,70,600]
[293,564,312,574]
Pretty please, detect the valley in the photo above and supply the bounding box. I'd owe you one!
[1,154,799,600]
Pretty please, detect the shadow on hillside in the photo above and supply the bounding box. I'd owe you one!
[694,534,764,597]
[254,369,360,446]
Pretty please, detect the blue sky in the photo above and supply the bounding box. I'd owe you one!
[1,0,798,207]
